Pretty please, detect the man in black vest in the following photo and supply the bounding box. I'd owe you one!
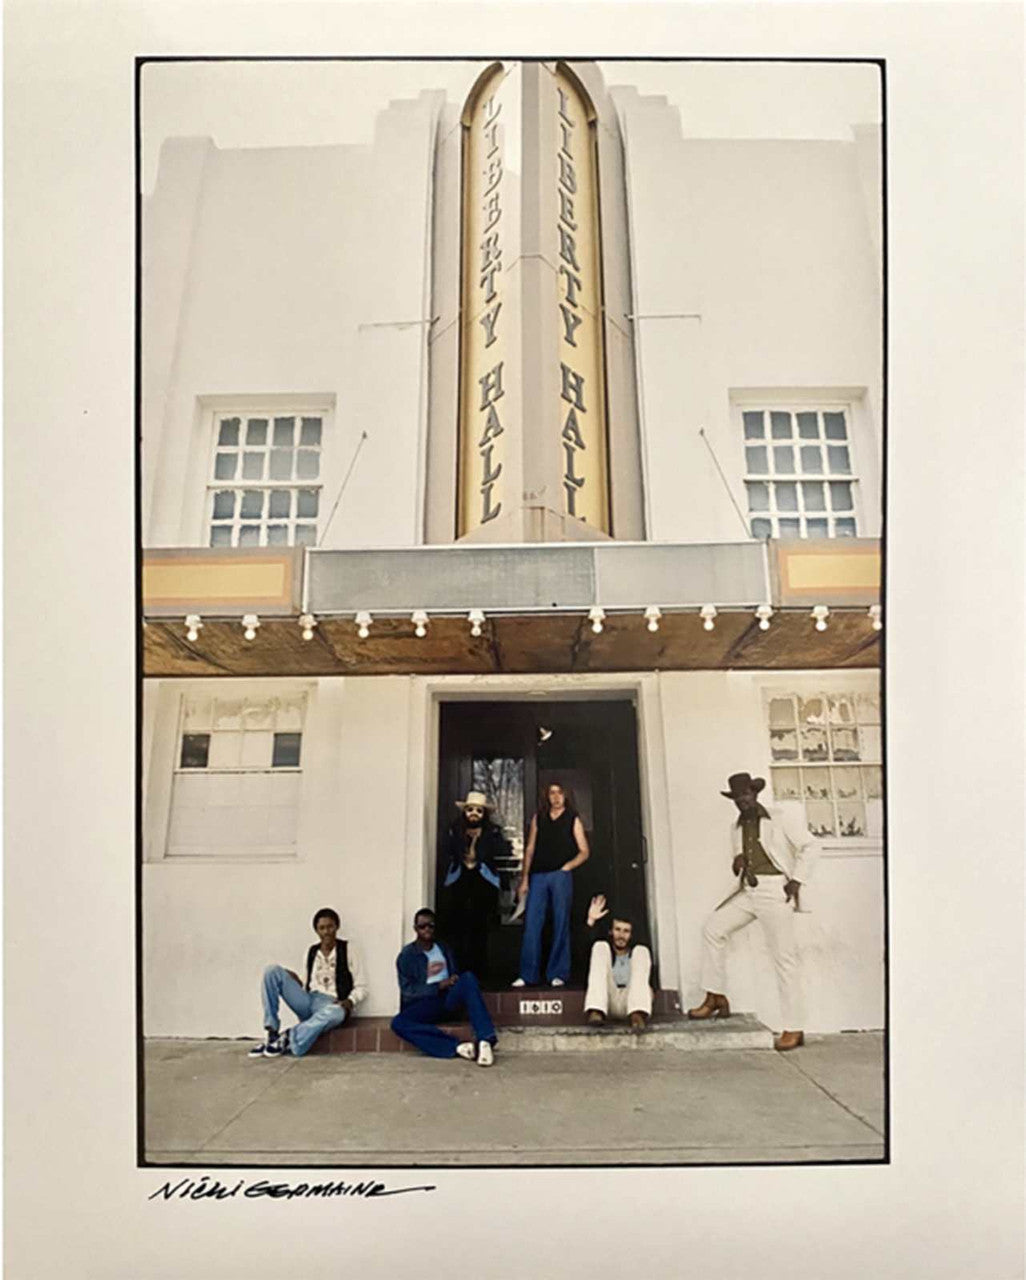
[248,907,367,1057]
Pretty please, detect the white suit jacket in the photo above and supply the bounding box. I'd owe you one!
[729,804,821,910]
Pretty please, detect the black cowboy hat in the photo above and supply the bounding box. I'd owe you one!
[720,772,766,799]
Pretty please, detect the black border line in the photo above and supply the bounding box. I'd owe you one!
[135,53,889,1172]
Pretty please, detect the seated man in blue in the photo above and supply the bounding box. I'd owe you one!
[249,907,366,1058]
[391,908,498,1067]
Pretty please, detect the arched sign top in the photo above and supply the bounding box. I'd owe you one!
[460,62,506,127]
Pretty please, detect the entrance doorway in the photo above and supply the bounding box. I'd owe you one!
[435,700,652,988]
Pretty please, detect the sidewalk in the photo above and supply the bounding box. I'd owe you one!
[144,1031,885,1166]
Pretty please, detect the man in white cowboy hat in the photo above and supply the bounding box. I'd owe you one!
[688,772,820,1051]
[439,790,509,978]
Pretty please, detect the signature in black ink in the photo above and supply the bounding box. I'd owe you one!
[149,1175,436,1202]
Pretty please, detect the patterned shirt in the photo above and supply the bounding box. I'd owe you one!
[309,946,338,997]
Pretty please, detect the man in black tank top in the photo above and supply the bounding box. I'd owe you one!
[511,783,590,988]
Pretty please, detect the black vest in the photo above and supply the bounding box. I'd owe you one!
[532,808,578,874]
[304,939,353,1000]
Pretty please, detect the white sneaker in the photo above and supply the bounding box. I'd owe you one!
[550,978,565,988]
[455,1042,476,1061]
[477,1041,494,1067]
[511,978,526,988]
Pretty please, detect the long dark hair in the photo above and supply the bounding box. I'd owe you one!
[536,781,577,822]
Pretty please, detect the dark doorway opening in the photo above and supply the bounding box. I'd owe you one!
[435,699,652,989]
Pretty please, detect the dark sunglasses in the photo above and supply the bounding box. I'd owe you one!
[415,920,436,930]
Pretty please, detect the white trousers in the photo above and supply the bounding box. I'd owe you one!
[699,880,805,1030]
[584,942,653,1019]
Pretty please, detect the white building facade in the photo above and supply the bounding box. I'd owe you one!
[142,61,884,1037]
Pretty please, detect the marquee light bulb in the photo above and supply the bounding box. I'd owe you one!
[184,614,202,642]
[242,613,260,641]
[644,606,661,633]
[468,609,485,637]
[811,605,829,633]
[588,607,605,634]
[869,605,882,631]
[755,604,773,632]
[412,610,429,638]
[355,611,372,639]
[700,605,717,632]
[299,613,317,641]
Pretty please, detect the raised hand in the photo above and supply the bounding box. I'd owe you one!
[587,894,609,927]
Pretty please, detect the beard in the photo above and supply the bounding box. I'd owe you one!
[463,815,484,830]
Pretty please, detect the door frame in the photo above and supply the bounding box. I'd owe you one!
[401,673,683,995]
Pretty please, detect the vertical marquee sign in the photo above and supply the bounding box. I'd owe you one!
[458,64,510,537]
[552,65,610,532]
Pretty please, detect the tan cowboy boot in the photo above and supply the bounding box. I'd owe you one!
[629,1011,648,1034]
[586,1009,605,1026]
[687,992,731,1020]
[774,1030,805,1051]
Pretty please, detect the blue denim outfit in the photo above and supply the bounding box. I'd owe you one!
[391,941,497,1058]
[261,964,348,1057]
[518,868,573,984]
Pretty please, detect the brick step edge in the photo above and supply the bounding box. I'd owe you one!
[483,988,680,1019]
[312,1013,769,1055]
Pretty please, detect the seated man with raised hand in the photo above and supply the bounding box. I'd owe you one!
[249,907,367,1058]
[583,894,653,1033]
[391,908,498,1066]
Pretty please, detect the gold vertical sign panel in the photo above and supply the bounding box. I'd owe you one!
[459,64,510,537]
[553,66,610,532]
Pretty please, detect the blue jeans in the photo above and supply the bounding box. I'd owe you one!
[261,964,348,1057]
[390,972,497,1058]
[518,869,573,984]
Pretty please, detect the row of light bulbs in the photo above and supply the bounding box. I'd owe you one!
[182,604,883,643]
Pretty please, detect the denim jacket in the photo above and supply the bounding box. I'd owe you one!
[396,939,460,1009]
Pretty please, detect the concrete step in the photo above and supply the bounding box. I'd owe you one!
[313,1012,772,1055]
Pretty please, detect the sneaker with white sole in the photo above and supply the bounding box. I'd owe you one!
[455,1042,476,1061]
[248,1032,280,1058]
[511,977,526,988]
[264,1029,290,1057]
[550,978,565,988]
[476,1041,494,1067]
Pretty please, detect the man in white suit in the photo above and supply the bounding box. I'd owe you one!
[688,772,820,1051]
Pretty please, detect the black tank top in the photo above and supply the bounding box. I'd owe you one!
[531,808,577,874]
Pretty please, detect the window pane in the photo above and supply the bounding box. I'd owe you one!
[208,731,243,768]
[771,767,801,801]
[861,765,883,800]
[242,700,275,730]
[268,490,291,518]
[770,411,792,439]
[769,728,799,761]
[800,695,827,725]
[214,452,238,480]
[300,417,322,446]
[210,526,232,547]
[829,481,853,511]
[796,412,819,439]
[823,411,848,440]
[803,770,831,801]
[183,696,214,730]
[768,696,796,728]
[246,418,268,446]
[800,446,823,474]
[213,699,243,729]
[269,449,293,480]
[831,727,861,761]
[806,518,828,537]
[294,523,317,546]
[806,801,835,838]
[856,692,880,725]
[773,446,795,474]
[833,767,861,801]
[837,802,866,838]
[829,694,856,725]
[826,445,851,474]
[834,518,857,537]
[242,451,265,480]
[273,417,295,447]
[801,481,826,512]
[296,449,320,480]
[775,482,798,512]
[266,524,288,545]
[746,481,770,512]
[239,524,261,546]
[745,446,768,474]
[240,730,273,768]
[751,517,772,539]
[180,733,210,768]
[272,732,302,767]
[778,518,800,538]
[212,490,236,519]
[742,411,765,440]
[218,417,240,446]
[296,488,319,517]
[275,695,306,731]
[800,726,829,761]
[240,490,264,518]
[860,725,882,760]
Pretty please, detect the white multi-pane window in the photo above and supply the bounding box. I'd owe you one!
[208,412,324,547]
[166,692,307,858]
[764,691,882,840]
[743,407,858,540]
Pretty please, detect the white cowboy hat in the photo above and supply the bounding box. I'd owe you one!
[455,790,495,810]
